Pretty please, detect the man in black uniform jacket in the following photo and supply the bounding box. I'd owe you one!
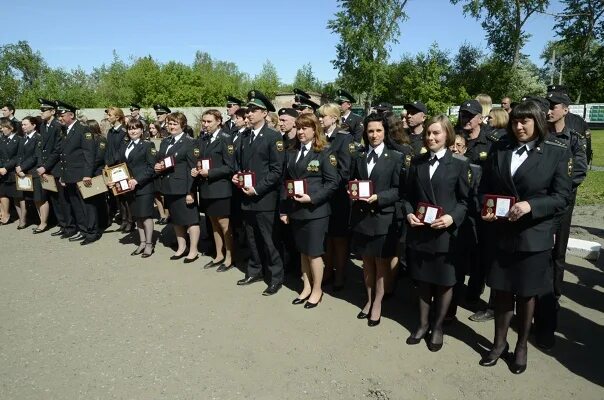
[1,103,21,134]
[534,92,587,349]
[36,99,68,236]
[404,101,428,155]
[232,90,285,295]
[335,89,364,143]
[224,96,243,135]
[56,101,100,245]
[457,99,496,167]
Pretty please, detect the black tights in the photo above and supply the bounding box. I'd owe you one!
[411,282,453,344]
[489,290,535,365]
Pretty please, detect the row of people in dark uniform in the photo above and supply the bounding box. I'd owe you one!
[0,86,587,375]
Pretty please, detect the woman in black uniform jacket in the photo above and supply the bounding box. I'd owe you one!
[404,115,471,351]
[280,113,339,307]
[317,103,353,289]
[0,117,25,226]
[16,117,49,232]
[478,101,571,374]
[154,112,200,263]
[115,119,156,258]
[350,113,403,326]
[191,109,236,270]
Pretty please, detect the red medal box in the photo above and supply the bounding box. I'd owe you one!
[114,179,133,195]
[416,202,443,224]
[159,156,175,171]
[482,194,516,218]
[197,158,212,171]
[285,179,308,198]
[236,171,256,188]
[348,180,373,199]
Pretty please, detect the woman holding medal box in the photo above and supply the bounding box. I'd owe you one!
[113,119,157,258]
[477,101,572,374]
[404,114,471,351]
[0,117,25,226]
[191,109,236,271]
[349,113,404,326]
[279,113,338,308]
[154,112,200,263]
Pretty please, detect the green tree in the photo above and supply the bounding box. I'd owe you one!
[0,41,47,105]
[450,0,549,67]
[251,60,280,99]
[292,63,322,93]
[328,0,408,111]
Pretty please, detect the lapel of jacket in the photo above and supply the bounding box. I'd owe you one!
[127,141,142,161]
[295,145,313,175]
[369,148,389,180]
[512,142,543,186]
[431,150,451,199]
[418,155,436,204]
[167,134,185,156]
[497,143,519,198]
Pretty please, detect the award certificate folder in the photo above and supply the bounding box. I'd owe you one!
[77,175,108,199]
[236,171,256,188]
[41,175,58,192]
[285,179,307,198]
[416,202,444,224]
[348,180,373,199]
[482,194,516,218]
[16,174,34,191]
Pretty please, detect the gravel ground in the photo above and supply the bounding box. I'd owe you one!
[1,206,602,399]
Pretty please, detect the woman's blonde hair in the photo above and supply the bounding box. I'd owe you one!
[476,94,493,116]
[295,113,327,152]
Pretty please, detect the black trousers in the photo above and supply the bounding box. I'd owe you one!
[243,210,284,285]
[65,183,99,239]
[534,192,576,337]
[48,177,70,229]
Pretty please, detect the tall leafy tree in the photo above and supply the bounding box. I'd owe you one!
[328,0,408,110]
[292,63,322,93]
[251,60,280,99]
[450,0,549,67]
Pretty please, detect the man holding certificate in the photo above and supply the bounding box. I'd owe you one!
[231,90,285,296]
[56,101,100,245]
[280,113,338,308]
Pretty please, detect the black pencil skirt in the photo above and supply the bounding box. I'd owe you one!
[164,194,200,226]
[291,216,329,257]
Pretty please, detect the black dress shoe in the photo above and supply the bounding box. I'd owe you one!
[237,276,263,286]
[262,283,282,296]
[183,255,199,264]
[131,245,146,255]
[33,226,49,234]
[357,311,369,319]
[69,233,86,242]
[368,317,381,327]
[50,228,65,237]
[509,362,527,374]
[81,236,100,245]
[479,343,509,367]
[304,293,323,308]
[292,295,310,305]
[169,253,187,260]
[203,259,224,269]
[216,264,233,272]
[427,339,443,352]
[17,224,27,230]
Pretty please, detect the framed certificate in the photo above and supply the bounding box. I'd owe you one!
[16,174,34,191]
[482,194,516,218]
[77,175,109,199]
[285,179,307,198]
[348,180,373,199]
[235,171,256,188]
[416,202,443,224]
[197,158,212,171]
[104,162,131,183]
[41,175,58,192]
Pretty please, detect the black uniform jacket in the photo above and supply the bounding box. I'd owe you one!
[464,125,496,167]
[60,121,95,184]
[343,112,364,143]
[117,139,156,196]
[551,125,587,190]
[0,134,23,183]
[196,129,236,199]
[280,146,339,220]
[404,150,471,254]
[350,146,403,236]
[39,119,63,175]
[105,124,127,166]
[156,133,197,196]
[238,124,285,212]
[478,135,572,253]
[326,130,353,184]
[93,136,108,177]
[17,133,42,174]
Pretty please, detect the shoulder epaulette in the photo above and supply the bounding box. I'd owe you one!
[570,129,586,140]
[544,139,568,149]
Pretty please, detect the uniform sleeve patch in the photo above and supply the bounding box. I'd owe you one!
[329,154,337,167]
[227,144,234,155]
[85,132,93,140]
[276,141,284,152]
[348,143,356,153]
[99,142,106,149]
[568,158,573,177]
[193,148,200,157]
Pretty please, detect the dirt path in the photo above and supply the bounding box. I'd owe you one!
[1,207,602,399]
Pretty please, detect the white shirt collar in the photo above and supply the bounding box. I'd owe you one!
[252,123,265,137]
[131,138,140,145]
[300,142,312,152]
[171,132,184,143]
[430,147,447,160]
[516,139,537,151]
[8,133,15,140]
[26,132,36,139]
[368,142,385,156]
[342,111,350,119]
[325,125,336,138]
[66,121,76,131]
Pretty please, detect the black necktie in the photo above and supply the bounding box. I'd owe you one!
[24,136,30,145]
[430,156,438,165]
[327,134,334,142]
[250,134,255,145]
[297,147,306,164]
[341,117,345,124]
[367,150,378,164]
[169,137,175,146]
[516,146,527,156]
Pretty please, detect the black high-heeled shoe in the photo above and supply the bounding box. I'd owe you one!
[183,254,199,264]
[357,311,369,319]
[304,293,323,309]
[141,245,155,258]
[368,317,381,327]
[427,331,444,352]
[170,252,187,260]
[406,329,429,345]
[131,243,146,256]
[509,347,528,374]
[292,295,310,305]
[479,343,510,367]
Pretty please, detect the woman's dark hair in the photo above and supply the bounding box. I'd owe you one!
[234,108,247,118]
[387,115,410,145]
[362,113,389,145]
[126,118,145,131]
[508,101,548,142]
[0,117,14,131]
[149,121,162,137]
[83,119,102,137]
[22,116,40,130]
[166,112,187,129]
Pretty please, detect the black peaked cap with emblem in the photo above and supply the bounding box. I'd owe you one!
[130,103,141,110]
[247,89,275,112]
[278,108,298,118]
[547,92,572,106]
[227,96,244,106]
[55,100,78,114]
[293,88,311,100]
[459,99,482,115]
[293,96,319,111]
[404,101,428,114]
[374,102,393,111]
[547,84,569,94]
[153,104,171,114]
[335,89,356,104]
[38,98,55,110]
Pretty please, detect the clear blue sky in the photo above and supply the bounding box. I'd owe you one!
[3,0,564,83]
